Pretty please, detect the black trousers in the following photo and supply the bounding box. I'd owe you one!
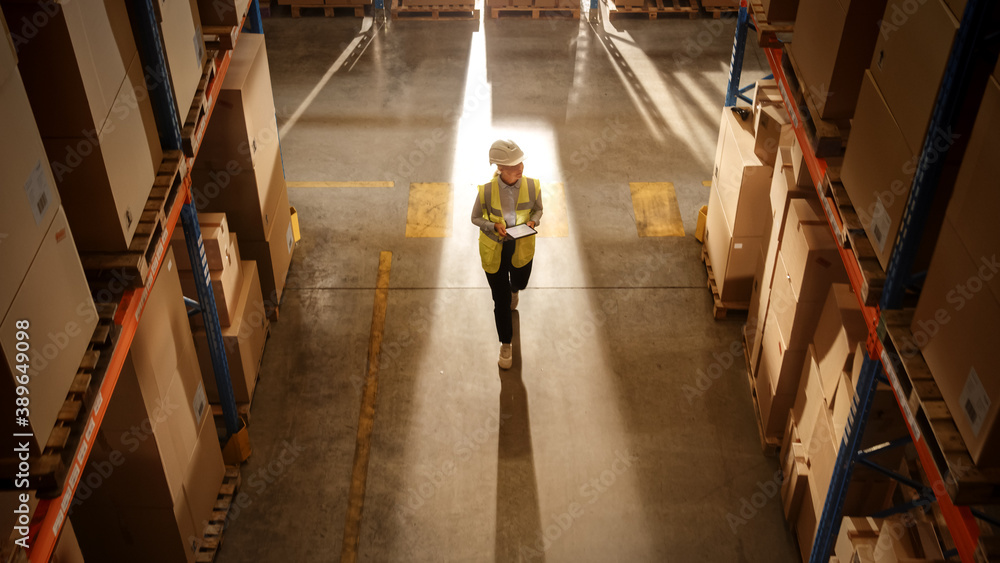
[485,241,533,344]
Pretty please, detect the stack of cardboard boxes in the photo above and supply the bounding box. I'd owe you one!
[832,514,945,563]
[788,0,889,123]
[197,0,251,26]
[842,0,964,270]
[71,248,226,563]
[192,34,294,320]
[1,0,162,252]
[170,214,270,405]
[778,290,908,561]
[910,67,1000,469]
[0,5,98,474]
[703,92,781,308]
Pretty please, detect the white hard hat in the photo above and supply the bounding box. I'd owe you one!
[488,139,525,166]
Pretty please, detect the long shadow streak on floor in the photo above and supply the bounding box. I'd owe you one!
[495,311,545,562]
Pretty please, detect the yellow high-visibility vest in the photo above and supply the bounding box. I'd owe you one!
[477,176,539,274]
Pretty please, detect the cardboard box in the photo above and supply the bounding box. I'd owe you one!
[780,207,847,303]
[3,0,138,138]
[796,474,821,563]
[181,234,244,326]
[760,309,808,403]
[944,77,1000,298]
[73,496,199,563]
[755,367,796,439]
[130,248,203,411]
[793,345,824,444]
[873,515,943,563]
[192,34,281,240]
[870,0,959,154]
[812,283,868,402]
[790,136,814,189]
[184,413,226,533]
[240,188,295,310]
[747,247,768,357]
[831,372,855,439]
[753,103,794,167]
[712,107,775,238]
[760,0,797,21]
[789,0,889,119]
[705,178,764,304]
[912,221,1000,466]
[158,0,208,121]
[0,73,60,313]
[0,207,98,458]
[171,213,232,271]
[842,71,916,269]
[42,52,162,252]
[194,261,269,403]
[0,4,15,87]
[769,253,827,352]
[197,0,250,26]
[52,519,85,563]
[835,517,880,563]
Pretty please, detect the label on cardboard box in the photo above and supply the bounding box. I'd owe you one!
[286,222,294,253]
[960,368,990,436]
[870,198,891,252]
[24,160,53,226]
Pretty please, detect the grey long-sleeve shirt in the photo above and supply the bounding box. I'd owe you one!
[471,176,543,234]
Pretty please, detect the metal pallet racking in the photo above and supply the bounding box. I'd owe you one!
[725,0,999,561]
[23,0,266,559]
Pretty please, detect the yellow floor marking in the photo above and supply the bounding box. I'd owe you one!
[629,182,685,237]
[537,182,569,238]
[288,181,395,188]
[342,251,392,563]
[702,180,713,187]
[406,182,452,238]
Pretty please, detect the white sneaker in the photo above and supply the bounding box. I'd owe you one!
[510,292,519,310]
[498,343,513,369]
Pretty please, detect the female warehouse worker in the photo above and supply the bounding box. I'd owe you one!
[470,139,543,370]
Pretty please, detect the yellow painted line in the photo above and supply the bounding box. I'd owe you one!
[702,180,713,187]
[287,181,395,188]
[537,182,569,238]
[405,182,452,238]
[342,251,392,563]
[630,182,685,237]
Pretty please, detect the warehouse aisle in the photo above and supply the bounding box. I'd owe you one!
[216,10,799,562]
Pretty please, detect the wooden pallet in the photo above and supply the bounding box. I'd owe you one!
[881,310,1000,506]
[701,244,749,319]
[608,0,697,19]
[393,2,479,19]
[194,466,241,562]
[700,1,738,18]
[80,153,187,291]
[820,167,885,306]
[289,4,366,15]
[781,46,850,159]
[743,328,780,457]
[182,53,219,157]
[0,303,118,496]
[747,0,792,48]
[490,4,578,17]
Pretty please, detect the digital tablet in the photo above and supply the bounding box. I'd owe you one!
[505,224,537,239]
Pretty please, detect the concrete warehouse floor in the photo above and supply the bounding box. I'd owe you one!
[216,6,799,562]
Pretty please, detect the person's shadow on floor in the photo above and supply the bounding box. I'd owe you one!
[495,311,546,562]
